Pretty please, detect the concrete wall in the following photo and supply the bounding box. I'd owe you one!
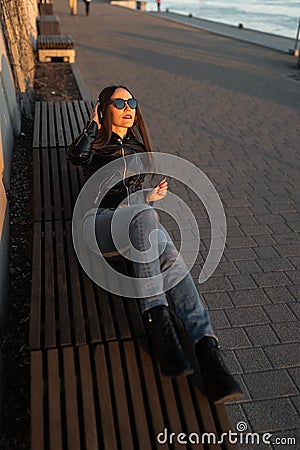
[0,24,21,323]
[27,0,39,50]
[0,0,37,322]
[0,0,37,430]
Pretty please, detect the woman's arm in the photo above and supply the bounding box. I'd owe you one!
[66,103,101,166]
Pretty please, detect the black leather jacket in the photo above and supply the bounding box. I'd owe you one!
[66,120,147,208]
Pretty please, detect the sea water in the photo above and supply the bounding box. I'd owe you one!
[148,0,300,39]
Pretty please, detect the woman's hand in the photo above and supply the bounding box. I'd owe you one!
[90,102,102,129]
[146,177,168,203]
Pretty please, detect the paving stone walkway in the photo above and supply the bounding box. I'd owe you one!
[52,1,300,448]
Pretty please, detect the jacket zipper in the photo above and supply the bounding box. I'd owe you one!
[121,144,130,206]
[94,173,116,205]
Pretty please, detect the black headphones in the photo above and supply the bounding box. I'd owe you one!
[97,100,103,121]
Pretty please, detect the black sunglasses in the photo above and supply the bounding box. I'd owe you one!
[109,98,138,110]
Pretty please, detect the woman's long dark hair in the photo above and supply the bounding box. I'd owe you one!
[94,85,153,154]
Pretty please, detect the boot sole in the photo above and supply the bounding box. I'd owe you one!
[161,368,194,378]
[213,392,244,404]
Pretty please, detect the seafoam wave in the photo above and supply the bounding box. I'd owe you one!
[148,0,300,39]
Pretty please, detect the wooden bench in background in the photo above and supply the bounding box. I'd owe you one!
[37,14,61,36]
[36,3,75,63]
[37,35,75,63]
[30,100,237,450]
[38,2,54,15]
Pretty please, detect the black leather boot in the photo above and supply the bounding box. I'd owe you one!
[195,336,244,404]
[144,306,194,378]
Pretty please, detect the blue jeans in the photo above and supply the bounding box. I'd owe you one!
[85,204,215,344]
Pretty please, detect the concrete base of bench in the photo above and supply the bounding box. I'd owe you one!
[38,48,76,63]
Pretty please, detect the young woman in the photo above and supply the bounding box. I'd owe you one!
[67,85,243,404]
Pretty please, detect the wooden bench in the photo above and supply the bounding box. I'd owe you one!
[37,11,75,63]
[38,14,61,35]
[30,100,238,450]
[38,2,54,15]
[37,35,75,63]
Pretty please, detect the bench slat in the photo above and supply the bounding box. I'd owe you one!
[79,100,91,123]
[95,288,117,341]
[61,154,74,221]
[175,376,206,450]
[49,103,56,147]
[41,102,48,147]
[41,147,53,221]
[81,272,103,344]
[30,222,42,350]
[73,100,85,130]
[55,221,72,346]
[59,147,77,221]
[60,101,83,207]
[45,221,56,348]
[85,100,95,115]
[190,371,223,441]
[60,101,73,146]
[67,101,80,140]
[181,338,224,447]
[94,345,118,450]
[109,341,135,450]
[78,346,99,450]
[38,34,74,48]
[48,349,63,450]
[123,296,146,338]
[55,102,65,147]
[214,403,240,450]
[31,351,44,450]
[137,338,166,438]
[32,102,41,149]
[65,221,87,345]
[158,373,187,450]
[111,293,131,339]
[114,260,145,338]
[51,146,64,220]
[68,162,82,215]
[62,347,81,450]
[124,341,153,449]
